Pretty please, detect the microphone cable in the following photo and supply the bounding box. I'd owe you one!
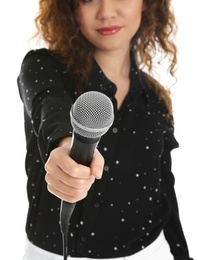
[60,201,76,260]
[59,134,99,260]
[62,233,68,260]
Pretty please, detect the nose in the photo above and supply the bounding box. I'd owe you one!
[97,0,116,20]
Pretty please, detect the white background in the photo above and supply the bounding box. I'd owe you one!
[0,0,196,259]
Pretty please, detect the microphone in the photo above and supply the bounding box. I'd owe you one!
[60,91,114,258]
[69,90,114,165]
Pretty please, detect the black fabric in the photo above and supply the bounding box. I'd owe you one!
[17,48,193,259]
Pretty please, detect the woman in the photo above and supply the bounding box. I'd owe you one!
[17,0,193,259]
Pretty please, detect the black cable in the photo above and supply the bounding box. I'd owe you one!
[59,134,97,260]
[60,200,76,260]
[62,232,68,260]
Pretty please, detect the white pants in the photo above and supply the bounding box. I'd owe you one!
[22,231,174,260]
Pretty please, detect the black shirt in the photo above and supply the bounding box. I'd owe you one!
[17,48,192,259]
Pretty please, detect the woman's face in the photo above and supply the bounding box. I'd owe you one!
[76,0,144,53]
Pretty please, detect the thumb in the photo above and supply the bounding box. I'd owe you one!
[90,149,105,179]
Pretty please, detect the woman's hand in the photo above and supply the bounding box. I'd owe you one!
[45,137,104,203]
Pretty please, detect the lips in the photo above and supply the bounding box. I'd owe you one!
[97,26,122,36]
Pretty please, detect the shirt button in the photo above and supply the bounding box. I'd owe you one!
[112,127,118,133]
[104,165,109,172]
[81,236,87,242]
[94,202,100,208]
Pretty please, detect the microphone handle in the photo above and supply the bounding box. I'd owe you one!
[70,132,100,166]
[60,132,100,233]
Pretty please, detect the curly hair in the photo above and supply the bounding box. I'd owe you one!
[34,0,177,125]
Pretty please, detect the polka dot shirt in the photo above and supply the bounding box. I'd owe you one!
[17,49,192,259]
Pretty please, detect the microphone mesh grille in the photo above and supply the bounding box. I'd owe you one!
[71,91,114,139]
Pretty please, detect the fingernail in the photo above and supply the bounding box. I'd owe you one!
[95,168,102,179]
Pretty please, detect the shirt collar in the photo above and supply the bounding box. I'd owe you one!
[86,52,149,104]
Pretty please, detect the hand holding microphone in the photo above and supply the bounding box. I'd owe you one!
[45,136,104,203]
[45,91,114,203]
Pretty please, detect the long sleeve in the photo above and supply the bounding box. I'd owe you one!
[17,49,74,163]
[160,126,193,260]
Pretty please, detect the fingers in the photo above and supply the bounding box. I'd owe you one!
[46,146,92,179]
[45,145,104,203]
[45,171,95,203]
